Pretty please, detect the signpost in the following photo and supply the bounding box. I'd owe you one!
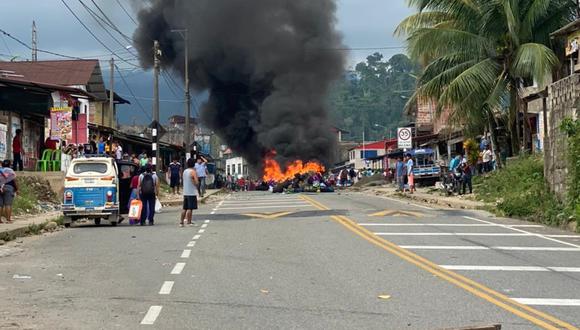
[397,127,413,149]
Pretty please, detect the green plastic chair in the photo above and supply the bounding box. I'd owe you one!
[36,149,53,172]
[51,151,62,172]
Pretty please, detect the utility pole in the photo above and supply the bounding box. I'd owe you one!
[171,28,192,159]
[153,40,161,169]
[184,29,192,160]
[31,21,38,61]
[109,58,114,129]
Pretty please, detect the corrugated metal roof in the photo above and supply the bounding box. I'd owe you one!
[0,60,99,86]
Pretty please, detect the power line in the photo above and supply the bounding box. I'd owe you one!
[1,33,12,56]
[0,27,84,60]
[77,0,137,58]
[89,0,135,44]
[60,0,140,67]
[115,64,153,121]
[115,0,138,25]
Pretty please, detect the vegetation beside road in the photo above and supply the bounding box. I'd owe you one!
[13,176,59,216]
[474,156,576,230]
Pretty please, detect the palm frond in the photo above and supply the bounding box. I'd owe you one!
[510,43,559,84]
[407,27,490,61]
[395,11,453,36]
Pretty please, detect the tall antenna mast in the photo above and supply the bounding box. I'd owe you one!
[32,20,38,61]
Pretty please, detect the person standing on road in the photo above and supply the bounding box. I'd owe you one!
[405,154,415,194]
[0,160,17,224]
[180,158,199,227]
[395,156,405,192]
[12,129,24,171]
[167,157,182,195]
[195,156,208,197]
[138,164,159,226]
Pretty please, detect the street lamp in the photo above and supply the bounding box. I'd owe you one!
[374,123,393,140]
[170,28,192,159]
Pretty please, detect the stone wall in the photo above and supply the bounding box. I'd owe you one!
[546,74,580,200]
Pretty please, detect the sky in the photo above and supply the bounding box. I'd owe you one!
[0,0,413,124]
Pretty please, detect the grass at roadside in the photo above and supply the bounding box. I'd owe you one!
[12,176,59,216]
[473,156,576,229]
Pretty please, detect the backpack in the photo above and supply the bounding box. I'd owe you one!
[141,174,155,196]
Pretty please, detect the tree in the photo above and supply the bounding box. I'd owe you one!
[329,53,418,142]
[396,0,576,152]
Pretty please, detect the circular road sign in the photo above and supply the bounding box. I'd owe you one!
[398,128,412,141]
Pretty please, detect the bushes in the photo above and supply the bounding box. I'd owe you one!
[12,176,59,216]
[474,156,572,227]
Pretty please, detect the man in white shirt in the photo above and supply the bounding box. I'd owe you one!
[482,145,493,173]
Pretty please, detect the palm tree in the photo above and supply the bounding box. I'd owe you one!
[396,0,576,154]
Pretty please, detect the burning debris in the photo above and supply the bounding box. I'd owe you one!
[132,0,346,173]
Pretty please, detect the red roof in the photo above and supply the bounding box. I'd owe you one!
[0,60,99,86]
[352,139,397,150]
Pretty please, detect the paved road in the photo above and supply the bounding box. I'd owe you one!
[0,191,579,329]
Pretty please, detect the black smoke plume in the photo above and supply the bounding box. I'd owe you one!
[133,0,345,169]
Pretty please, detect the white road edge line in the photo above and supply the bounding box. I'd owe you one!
[158,281,174,295]
[171,263,186,275]
[441,265,580,272]
[210,211,216,215]
[375,232,532,237]
[187,241,196,247]
[218,205,310,210]
[361,223,547,228]
[198,229,206,234]
[193,235,201,240]
[464,216,580,249]
[141,306,163,325]
[201,224,208,229]
[181,249,192,258]
[400,245,580,251]
[512,298,580,306]
[204,220,210,224]
[375,195,435,210]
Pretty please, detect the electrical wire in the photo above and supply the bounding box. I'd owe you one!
[115,0,138,25]
[60,0,140,67]
[115,64,153,121]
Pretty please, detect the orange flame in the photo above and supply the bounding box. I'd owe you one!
[263,157,325,182]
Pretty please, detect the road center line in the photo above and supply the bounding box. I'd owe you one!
[300,194,578,329]
[170,263,186,275]
[141,306,163,325]
[158,281,174,295]
[187,241,196,247]
[181,249,192,258]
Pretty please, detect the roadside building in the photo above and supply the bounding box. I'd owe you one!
[0,75,95,169]
[226,156,249,177]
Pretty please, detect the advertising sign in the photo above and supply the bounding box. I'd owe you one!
[0,124,7,160]
[397,127,413,149]
[51,107,73,142]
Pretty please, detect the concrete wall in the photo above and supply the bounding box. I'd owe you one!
[546,74,580,200]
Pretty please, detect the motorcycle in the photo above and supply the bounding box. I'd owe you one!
[442,168,463,196]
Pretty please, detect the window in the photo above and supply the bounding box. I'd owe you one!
[73,163,108,174]
[238,164,242,174]
[243,165,248,175]
[227,165,230,175]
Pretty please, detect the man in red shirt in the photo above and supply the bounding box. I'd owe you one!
[12,129,23,171]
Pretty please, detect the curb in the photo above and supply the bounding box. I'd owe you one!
[0,214,62,242]
[359,188,485,210]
